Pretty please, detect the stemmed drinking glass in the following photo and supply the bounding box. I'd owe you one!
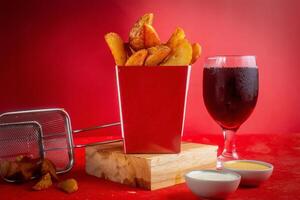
[203,55,258,169]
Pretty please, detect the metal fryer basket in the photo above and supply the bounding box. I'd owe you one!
[0,108,121,174]
[0,121,45,182]
[0,121,44,161]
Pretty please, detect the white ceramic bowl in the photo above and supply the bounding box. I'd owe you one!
[185,170,241,199]
[223,160,273,186]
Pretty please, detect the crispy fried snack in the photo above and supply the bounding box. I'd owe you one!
[161,39,192,66]
[0,160,11,178]
[15,155,24,162]
[0,156,78,194]
[144,24,160,48]
[0,156,40,182]
[166,27,186,51]
[104,32,127,65]
[40,159,59,181]
[6,161,20,179]
[32,173,52,191]
[0,156,58,183]
[18,158,40,181]
[125,49,148,66]
[58,178,78,194]
[145,45,171,66]
[129,13,153,50]
[105,13,202,66]
[191,43,202,64]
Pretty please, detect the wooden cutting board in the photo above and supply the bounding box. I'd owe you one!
[85,141,218,190]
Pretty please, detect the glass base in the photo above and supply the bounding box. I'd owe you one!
[216,129,240,169]
[216,152,239,169]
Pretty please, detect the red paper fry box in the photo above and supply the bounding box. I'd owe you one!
[116,65,191,153]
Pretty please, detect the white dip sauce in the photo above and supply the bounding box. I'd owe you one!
[187,171,237,181]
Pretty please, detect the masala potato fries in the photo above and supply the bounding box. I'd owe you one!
[144,24,161,48]
[58,178,79,194]
[145,45,171,66]
[161,39,192,66]
[104,32,127,66]
[191,43,202,64]
[125,49,148,66]
[105,13,202,66]
[166,27,186,51]
[32,173,52,191]
[129,13,154,50]
[0,156,78,194]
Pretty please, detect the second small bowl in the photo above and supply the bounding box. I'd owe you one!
[223,160,274,186]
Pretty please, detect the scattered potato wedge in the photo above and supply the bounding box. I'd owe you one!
[0,160,10,178]
[40,159,59,181]
[129,13,154,50]
[145,45,171,66]
[58,178,78,194]
[15,155,24,162]
[0,157,56,183]
[144,24,160,48]
[166,27,186,51]
[18,158,39,181]
[161,39,192,66]
[1,156,41,182]
[32,173,52,191]
[6,161,20,179]
[125,49,148,66]
[104,32,127,65]
[191,43,202,64]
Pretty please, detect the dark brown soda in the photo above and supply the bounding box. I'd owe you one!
[203,67,258,130]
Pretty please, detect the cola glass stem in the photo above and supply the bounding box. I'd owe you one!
[217,129,239,169]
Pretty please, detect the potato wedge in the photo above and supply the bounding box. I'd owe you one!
[32,173,52,191]
[58,179,78,194]
[18,159,39,181]
[40,159,59,181]
[145,45,171,66]
[104,32,127,65]
[129,13,154,50]
[191,43,202,64]
[3,156,40,182]
[144,24,160,48]
[0,160,10,178]
[125,49,148,66]
[161,39,192,66]
[166,27,185,50]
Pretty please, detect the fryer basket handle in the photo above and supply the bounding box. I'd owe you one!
[72,122,121,134]
[74,139,123,148]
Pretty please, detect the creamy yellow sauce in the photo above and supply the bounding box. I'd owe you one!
[224,161,270,170]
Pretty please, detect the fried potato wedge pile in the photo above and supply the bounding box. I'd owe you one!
[0,156,78,194]
[0,156,42,182]
[105,13,202,66]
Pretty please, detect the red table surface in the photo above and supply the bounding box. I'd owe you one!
[1,132,300,200]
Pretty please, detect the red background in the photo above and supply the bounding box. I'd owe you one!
[1,0,300,136]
